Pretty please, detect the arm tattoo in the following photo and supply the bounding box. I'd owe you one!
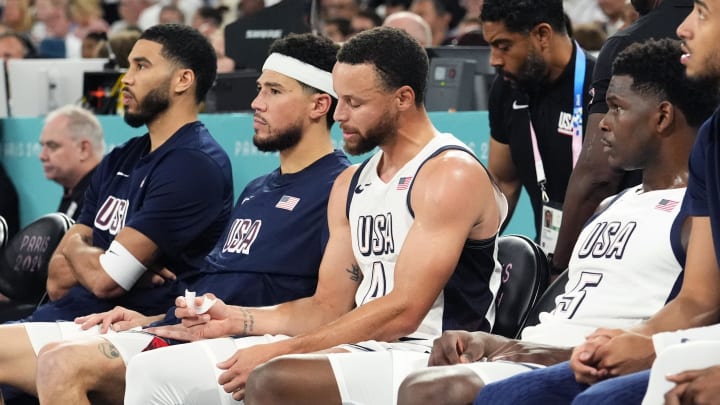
[240,307,254,337]
[345,264,361,282]
[97,342,120,359]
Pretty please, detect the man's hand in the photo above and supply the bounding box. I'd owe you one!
[74,306,156,333]
[145,293,233,341]
[217,343,284,401]
[594,330,655,377]
[428,330,493,366]
[665,366,720,405]
[135,266,177,288]
[570,329,622,384]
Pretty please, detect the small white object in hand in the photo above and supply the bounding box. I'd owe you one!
[184,289,217,314]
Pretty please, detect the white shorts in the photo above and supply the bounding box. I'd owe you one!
[643,340,720,405]
[328,349,429,405]
[124,337,430,405]
[456,360,544,385]
[24,321,114,355]
[124,334,290,405]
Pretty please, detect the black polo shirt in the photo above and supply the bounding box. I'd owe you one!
[489,43,595,236]
[58,166,96,221]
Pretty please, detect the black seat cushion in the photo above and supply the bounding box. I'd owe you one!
[492,235,550,338]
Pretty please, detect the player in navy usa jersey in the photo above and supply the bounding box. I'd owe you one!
[394,38,720,405]
[0,24,233,401]
[110,27,506,405]
[3,34,351,404]
[30,24,234,321]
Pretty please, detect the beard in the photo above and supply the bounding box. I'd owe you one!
[253,120,303,152]
[343,110,398,156]
[688,47,720,85]
[124,79,171,128]
[502,47,549,89]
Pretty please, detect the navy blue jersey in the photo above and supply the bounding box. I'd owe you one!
[28,121,234,322]
[156,150,350,325]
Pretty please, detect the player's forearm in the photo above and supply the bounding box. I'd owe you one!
[632,296,720,336]
[63,239,126,299]
[46,253,79,301]
[279,295,423,356]
[222,296,350,338]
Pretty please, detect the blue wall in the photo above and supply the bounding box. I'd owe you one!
[0,111,535,239]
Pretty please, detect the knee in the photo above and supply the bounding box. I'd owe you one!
[245,357,299,404]
[36,342,80,385]
[398,367,483,405]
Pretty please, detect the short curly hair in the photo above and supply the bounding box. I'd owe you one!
[268,33,340,129]
[480,0,566,34]
[612,38,719,128]
[337,27,428,106]
[140,24,217,103]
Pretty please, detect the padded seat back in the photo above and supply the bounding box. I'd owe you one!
[0,213,73,303]
[520,269,569,334]
[491,234,550,338]
[0,216,7,251]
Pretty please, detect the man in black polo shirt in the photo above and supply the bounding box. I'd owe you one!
[39,105,105,221]
[551,0,692,275]
[483,0,594,254]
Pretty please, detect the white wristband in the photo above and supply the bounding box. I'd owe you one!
[99,240,147,291]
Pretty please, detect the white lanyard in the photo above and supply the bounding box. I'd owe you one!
[529,44,586,203]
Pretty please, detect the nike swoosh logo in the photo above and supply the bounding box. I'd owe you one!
[512,101,529,110]
[116,171,129,177]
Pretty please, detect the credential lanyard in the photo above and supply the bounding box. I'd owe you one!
[529,44,586,203]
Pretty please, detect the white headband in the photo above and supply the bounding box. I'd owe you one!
[262,52,337,99]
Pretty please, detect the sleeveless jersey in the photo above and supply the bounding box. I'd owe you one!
[347,133,505,342]
[28,121,234,322]
[153,151,351,324]
[521,186,687,347]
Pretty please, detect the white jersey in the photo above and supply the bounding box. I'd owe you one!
[522,186,687,347]
[347,132,505,342]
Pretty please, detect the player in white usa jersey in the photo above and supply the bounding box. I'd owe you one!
[397,38,720,405]
[115,27,506,405]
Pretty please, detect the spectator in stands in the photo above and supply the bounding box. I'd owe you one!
[323,17,352,43]
[551,0,692,277]
[1,0,33,35]
[190,5,234,72]
[397,38,719,405]
[410,0,451,45]
[573,23,607,56]
[597,0,627,35]
[472,3,720,403]
[108,0,149,34]
[350,8,382,35]
[384,0,412,15]
[39,106,105,221]
[107,28,140,68]
[69,0,110,40]
[32,0,82,58]
[0,164,20,239]
[111,26,505,405]
[321,0,359,20]
[460,0,483,19]
[81,30,107,58]
[482,0,594,251]
[158,4,185,24]
[382,10,432,46]
[0,32,36,60]
[0,32,350,405]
